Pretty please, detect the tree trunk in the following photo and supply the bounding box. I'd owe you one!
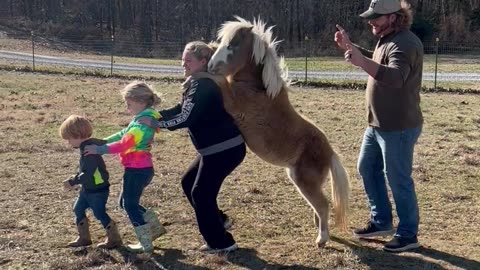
[154,0,159,41]
[141,0,153,43]
[441,0,447,23]
[288,0,294,45]
[100,3,104,37]
[10,0,14,16]
[296,0,302,42]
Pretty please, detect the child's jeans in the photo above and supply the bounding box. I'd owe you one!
[73,189,111,228]
[119,167,153,227]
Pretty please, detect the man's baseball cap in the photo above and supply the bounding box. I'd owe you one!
[360,0,401,19]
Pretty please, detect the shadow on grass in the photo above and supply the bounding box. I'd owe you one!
[151,248,210,270]
[118,247,318,270]
[50,247,122,270]
[331,236,480,270]
[227,248,319,270]
[0,258,12,266]
[110,239,480,269]
[116,247,210,270]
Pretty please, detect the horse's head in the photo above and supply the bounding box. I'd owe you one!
[208,16,288,99]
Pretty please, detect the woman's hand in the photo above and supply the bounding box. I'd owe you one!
[137,116,156,128]
[83,144,99,155]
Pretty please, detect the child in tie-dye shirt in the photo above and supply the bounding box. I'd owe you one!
[84,81,166,254]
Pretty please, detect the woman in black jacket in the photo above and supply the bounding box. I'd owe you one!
[141,41,245,253]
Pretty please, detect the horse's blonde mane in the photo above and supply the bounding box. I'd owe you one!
[217,16,289,99]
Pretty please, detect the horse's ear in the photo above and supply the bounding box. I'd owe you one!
[239,26,254,36]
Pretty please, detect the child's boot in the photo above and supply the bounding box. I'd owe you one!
[68,218,92,247]
[143,209,166,240]
[97,220,123,249]
[127,223,153,254]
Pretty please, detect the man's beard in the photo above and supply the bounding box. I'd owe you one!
[373,21,393,37]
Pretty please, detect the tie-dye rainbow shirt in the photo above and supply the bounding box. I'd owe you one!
[103,108,160,168]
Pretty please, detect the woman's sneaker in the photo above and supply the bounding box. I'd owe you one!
[199,243,238,254]
[383,236,420,252]
[353,222,395,238]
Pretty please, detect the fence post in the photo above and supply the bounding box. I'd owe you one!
[110,35,115,76]
[434,37,439,90]
[31,31,35,71]
[304,35,309,82]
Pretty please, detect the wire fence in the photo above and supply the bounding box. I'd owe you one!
[1,32,480,89]
[18,32,480,58]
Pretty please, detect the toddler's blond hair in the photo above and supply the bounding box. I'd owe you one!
[59,115,93,139]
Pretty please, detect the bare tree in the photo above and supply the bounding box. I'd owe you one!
[4,0,480,51]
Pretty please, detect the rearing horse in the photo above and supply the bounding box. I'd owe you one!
[201,17,350,247]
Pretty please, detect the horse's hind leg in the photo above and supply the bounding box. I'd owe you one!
[286,165,330,248]
[314,212,319,227]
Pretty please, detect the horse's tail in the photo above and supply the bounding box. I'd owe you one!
[329,152,350,232]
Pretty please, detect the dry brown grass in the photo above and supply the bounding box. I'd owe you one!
[0,71,479,269]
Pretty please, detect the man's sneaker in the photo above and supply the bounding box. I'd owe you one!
[383,236,420,252]
[199,243,238,254]
[353,222,395,238]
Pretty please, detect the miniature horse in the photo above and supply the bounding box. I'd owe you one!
[198,17,350,247]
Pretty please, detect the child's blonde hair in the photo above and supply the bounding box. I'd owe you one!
[59,115,93,139]
[121,81,161,107]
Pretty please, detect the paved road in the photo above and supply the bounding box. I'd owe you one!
[1,50,479,82]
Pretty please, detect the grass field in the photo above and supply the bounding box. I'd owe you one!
[0,70,479,269]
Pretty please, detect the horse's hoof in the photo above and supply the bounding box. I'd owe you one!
[316,235,329,248]
[316,240,327,248]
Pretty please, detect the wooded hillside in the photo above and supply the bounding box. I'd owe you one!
[1,0,480,55]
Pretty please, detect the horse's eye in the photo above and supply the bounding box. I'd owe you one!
[227,44,234,50]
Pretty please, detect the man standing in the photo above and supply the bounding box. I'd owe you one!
[335,0,423,252]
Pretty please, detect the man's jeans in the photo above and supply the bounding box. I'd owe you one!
[74,189,111,228]
[357,126,422,238]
